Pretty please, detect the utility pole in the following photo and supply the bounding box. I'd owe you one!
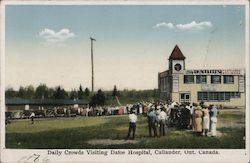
[90,37,96,93]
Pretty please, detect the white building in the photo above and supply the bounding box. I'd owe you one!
[158,45,245,107]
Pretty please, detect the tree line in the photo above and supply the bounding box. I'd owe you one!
[5,84,158,106]
[5,84,90,100]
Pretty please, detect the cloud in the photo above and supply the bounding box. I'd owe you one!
[153,22,175,29]
[176,21,212,30]
[39,28,75,43]
[153,21,213,31]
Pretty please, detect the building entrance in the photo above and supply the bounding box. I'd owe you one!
[180,93,190,103]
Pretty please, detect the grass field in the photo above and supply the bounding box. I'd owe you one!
[5,109,245,149]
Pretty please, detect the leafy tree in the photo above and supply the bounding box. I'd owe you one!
[25,85,35,99]
[90,94,97,106]
[35,84,49,99]
[96,89,106,106]
[84,87,90,97]
[78,85,85,99]
[48,88,55,99]
[90,89,106,106]
[5,87,17,98]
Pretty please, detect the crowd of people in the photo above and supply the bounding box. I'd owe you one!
[6,100,220,138]
[126,101,220,139]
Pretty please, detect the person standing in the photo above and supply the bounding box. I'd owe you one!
[126,110,137,140]
[194,106,203,136]
[147,108,157,137]
[186,104,194,130]
[202,105,210,136]
[30,111,35,124]
[155,106,161,130]
[210,105,219,137]
[192,103,198,131]
[159,107,167,136]
[169,101,177,110]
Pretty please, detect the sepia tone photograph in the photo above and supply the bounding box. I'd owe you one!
[0,1,249,163]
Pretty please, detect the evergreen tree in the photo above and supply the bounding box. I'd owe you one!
[70,89,78,100]
[17,86,26,98]
[84,88,90,97]
[112,85,118,97]
[54,86,68,99]
[78,85,85,99]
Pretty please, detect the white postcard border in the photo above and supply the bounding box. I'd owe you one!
[0,0,249,163]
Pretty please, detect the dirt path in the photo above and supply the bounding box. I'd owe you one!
[87,139,138,145]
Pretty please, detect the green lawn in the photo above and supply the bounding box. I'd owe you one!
[6,109,245,149]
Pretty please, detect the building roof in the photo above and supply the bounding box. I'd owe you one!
[169,45,186,60]
[158,70,170,77]
[5,98,89,106]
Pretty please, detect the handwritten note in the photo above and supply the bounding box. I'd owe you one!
[18,154,50,163]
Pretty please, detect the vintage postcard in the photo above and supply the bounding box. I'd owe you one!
[0,0,249,163]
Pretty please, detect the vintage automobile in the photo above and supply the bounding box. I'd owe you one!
[34,110,46,118]
[45,108,56,118]
[56,107,65,117]
[21,110,31,119]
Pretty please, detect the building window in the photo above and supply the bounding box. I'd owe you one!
[198,91,241,102]
[224,75,234,84]
[211,75,221,84]
[184,75,194,84]
[208,92,219,101]
[198,92,202,101]
[198,92,208,101]
[196,75,207,84]
[225,92,230,100]
[230,92,241,98]
[219,92,225,101]
[235,92,240,98]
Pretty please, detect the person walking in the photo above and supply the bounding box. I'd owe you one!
[126,110,137,140]
[147,108,157,137]
[210,105,219,137]
[30,111,35,124]
[202,105,210,136]
[159,107,167,136]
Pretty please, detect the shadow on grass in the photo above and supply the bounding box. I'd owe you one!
[6,116,245,149]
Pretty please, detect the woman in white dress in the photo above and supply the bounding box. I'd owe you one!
[210,105,219,136]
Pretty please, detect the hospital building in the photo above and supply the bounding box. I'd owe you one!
[158,45,245,107]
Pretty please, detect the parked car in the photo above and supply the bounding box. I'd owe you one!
[34,110,45,118]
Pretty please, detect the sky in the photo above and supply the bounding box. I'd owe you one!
[5,5,246,91]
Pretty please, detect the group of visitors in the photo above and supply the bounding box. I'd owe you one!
[125,101,219,139]
[126,102,170,139]
[193,103,219,137]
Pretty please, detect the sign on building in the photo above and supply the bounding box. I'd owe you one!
[172,75,179,92]
[201,84,217,91]
[185,69,244,75]
[239,75,245,92]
